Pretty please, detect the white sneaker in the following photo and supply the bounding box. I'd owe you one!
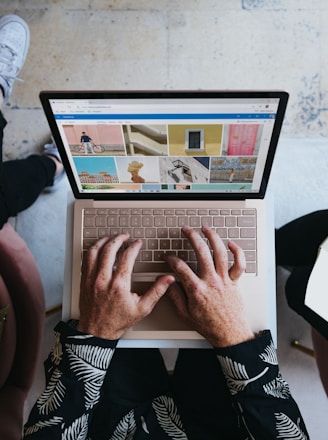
[0,14,30,102]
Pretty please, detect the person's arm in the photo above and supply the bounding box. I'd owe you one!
[166,225,309,439]
[216,331,309,438]
[24,234,175,438]
[23,321,117,439]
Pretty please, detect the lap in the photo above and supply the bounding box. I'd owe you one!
[91,347,239,440]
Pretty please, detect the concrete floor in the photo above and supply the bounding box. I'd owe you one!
[2,2,328,438]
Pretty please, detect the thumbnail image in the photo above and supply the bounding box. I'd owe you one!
[159,156,210,184]
[210,156,257,184]
[221,124,263,156]
[116,156,161,184]
[73,156,119,190]
[63,124,126,156]
[123,124,168,156]
[167,124,222,156]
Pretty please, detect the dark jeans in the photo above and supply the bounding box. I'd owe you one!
[275,210,328,339]
[89,348,240,440]
[0,111,56,229]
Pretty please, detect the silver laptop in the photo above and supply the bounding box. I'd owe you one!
[40,90,288,347]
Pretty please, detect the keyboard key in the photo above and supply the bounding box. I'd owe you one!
[246,262,257,273]
[145,228,156,238]
[96,216,107,227]
[169,228,180,238]
[83,228,97,238]
[142,216,154,227]
[233,239,256,250]
[84,216,95,227]
[238,216,256,227]
[240,228,256,238]
[166,216,177,227]
[133,262,172,273]
[190,217,201,227]
[157,228,168,238]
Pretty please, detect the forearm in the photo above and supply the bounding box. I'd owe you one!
[215,331,309,439]
[23,321,117,439]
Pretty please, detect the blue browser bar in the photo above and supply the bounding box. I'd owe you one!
[54,113,275,120]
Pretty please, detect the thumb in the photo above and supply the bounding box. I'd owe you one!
[140,275,175,313]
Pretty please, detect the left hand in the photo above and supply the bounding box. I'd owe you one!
[77,234,175,340]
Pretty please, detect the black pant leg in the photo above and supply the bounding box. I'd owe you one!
[89,348,170,438]
[275,210,328,266]
[171,349,240,440]
[0,155,56,228]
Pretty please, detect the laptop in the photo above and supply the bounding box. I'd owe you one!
[40,90,288,347]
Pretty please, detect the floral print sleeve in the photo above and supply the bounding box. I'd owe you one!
[215,330,309,439]
[23,321,117,439]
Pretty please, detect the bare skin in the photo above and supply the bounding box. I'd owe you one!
[77,233,175,339]
[165,225,254,347]
[77,226,254,348]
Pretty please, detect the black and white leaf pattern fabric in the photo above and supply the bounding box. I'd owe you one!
[217,354,269,395]
[62,414,89,440]
[24,416,63,436]
[259,340,278,365]
[36,368,66,415]
[152,396,187,439]
[109,409,137,440]
[263,373,291,400]
[66,343,114,410]
[275,413,309,439]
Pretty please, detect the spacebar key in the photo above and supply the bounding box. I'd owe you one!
[133,262,172,273]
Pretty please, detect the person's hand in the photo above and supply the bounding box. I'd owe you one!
[77,234,175,340]
[165,225,254,347]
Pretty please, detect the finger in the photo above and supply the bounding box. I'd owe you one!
[182,226,213,274]
[202,226,229,276]
[166,283,189,320]
[228,240,246,281]
[114,238,143,280]
[96,233,130,287]
[81,236,112,284]
[139,275,175,316]
[165,253,200,287]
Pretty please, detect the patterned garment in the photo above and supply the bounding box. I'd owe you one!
[24,322,309,439]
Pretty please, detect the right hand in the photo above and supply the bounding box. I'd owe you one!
[165,225,254,347]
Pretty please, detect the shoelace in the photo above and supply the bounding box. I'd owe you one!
[0,43,24,83]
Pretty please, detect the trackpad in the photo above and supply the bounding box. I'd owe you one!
[131,281,192,331]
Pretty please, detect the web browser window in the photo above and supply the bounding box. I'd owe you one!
[49,97,280,195]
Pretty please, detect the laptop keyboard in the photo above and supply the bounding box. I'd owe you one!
[82,207,257,274]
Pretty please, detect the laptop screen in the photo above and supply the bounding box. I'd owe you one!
[40,90,288,200]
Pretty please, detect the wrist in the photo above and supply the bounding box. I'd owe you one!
[210,332,255,348]
[77,319,123,340]
[208,323,255,348]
